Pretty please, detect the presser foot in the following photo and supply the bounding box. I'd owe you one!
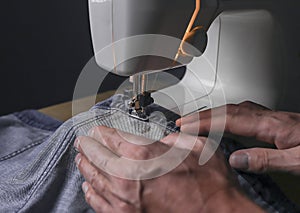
[128,92,154,122]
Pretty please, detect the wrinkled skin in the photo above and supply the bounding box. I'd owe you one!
[74,126,262,213]
[177,101,300,175]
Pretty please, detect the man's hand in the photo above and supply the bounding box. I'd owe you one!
[177,101,300,175]
[74,126,262,213]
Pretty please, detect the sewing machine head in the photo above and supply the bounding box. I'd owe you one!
[89,0,218,73]
[88,0,283,119]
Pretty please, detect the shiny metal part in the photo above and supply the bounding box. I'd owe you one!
[128,74,154,121]
[128,92,154,121]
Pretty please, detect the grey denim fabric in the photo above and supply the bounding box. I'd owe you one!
[0,94,298,213]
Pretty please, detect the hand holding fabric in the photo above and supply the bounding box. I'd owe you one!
[177,101,300,175]
[74,126,262,213]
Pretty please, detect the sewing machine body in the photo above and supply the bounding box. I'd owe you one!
[153,10,282,115]
[89,0,282,115]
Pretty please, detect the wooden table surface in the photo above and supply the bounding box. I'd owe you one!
[39,90,116,121]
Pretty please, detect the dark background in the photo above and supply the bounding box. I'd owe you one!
[0,0,94,115]
[0,0,186,116]
[0,0,119,116]
[0,0,299,116]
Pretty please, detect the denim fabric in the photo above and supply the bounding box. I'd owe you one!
[0,95,297,212]
[220,140,298,212]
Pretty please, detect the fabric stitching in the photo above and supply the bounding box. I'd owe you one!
[13,102,296,212]
[13,111,62,132]
[0,136,48,162]
[16,112,112,212]
[18,108,178,212]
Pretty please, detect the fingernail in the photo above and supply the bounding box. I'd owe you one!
[75,153,82,167]
[175,119,181,127]
[229,153,249,170]
[82,182,89,194]
[88,128,95,137]
[74,138,81,151]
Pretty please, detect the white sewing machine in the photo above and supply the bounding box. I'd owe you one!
[88,0,282,119]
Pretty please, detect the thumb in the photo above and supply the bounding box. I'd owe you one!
[229,147,300,174]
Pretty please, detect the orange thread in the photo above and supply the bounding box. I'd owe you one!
[175,0,201,61]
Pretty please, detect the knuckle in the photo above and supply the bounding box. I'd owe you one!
[274,114,299,148]
[193,137,205,152]
[260,114,289,145]
[135,147,150,159]
[251,149,269,172]
[115,140,123,150]
[226,104,239,115]
[90,171,102,190]
[93,155,110,169]
[240,101,254,107]
[119,202,133,213]
[261,150,270,172]
[122,146,149,160]
[260,117,273,132]
[254,111,265,118]
[101,134,111,145]
[85,190,92,204]
[101,158,110,168]
[240,101,266,110]
[225,105,239,123]
[275,128,293,148]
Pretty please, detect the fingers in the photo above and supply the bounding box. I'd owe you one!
[178,102,278,144]
[161,133,222,166]
[76,153,111,195]
[88,126,169,160]
[77,154,141,212]
[161,133,206,153]
[176,104,228,127]
[82,181,136,213]
[177,104,232,135]
[75,136,119,172]
[229,147,300,174]
[176,100,265,127]
[75,126,175,179]
[177,101,267,128]
[180,116,225,135]
[178,101,300,151]
[82,182,113,213]
[238,101,270,110]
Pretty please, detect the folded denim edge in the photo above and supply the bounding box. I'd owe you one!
[13,110,63,132]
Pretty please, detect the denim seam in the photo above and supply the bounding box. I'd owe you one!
[8,101,295,213]
[93,107,179,134]
[17,112,112,212]
[18,108,177,212]
[12,127,71,185]
[12,141,56,183]
[234,170,278,213]
[13,113,61,132]
[0,136,48,162]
